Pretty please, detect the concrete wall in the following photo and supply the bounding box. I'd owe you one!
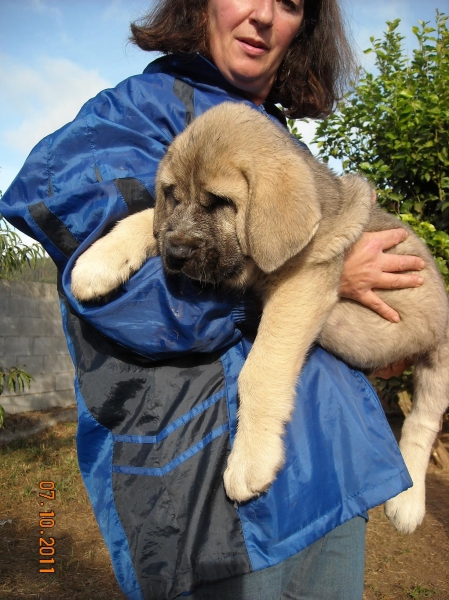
[0,280,76,413]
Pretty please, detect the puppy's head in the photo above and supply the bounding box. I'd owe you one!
[154,103,321,287]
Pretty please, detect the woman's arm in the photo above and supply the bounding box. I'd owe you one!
[0,77,258,360]
[339,228,425,323]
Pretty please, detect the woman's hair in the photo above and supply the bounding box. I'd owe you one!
[130,0,356,118]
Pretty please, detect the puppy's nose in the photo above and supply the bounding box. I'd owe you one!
[164,237,199,271]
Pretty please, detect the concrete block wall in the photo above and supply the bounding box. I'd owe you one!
[0,280,76,413]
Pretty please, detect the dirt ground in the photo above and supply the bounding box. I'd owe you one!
[0,408,448,600]
[363,414,449,600]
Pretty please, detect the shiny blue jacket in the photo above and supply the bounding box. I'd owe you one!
[1,53,411,600]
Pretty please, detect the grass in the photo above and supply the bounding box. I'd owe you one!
[2,425,78,504]
[404,586,440,599]
[0,422,125,600]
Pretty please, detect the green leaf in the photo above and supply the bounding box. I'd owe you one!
[0,367,33,396]
[1,215,45,278]
[359,162,371,170]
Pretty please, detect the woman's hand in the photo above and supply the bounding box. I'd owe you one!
[340,229,425,323]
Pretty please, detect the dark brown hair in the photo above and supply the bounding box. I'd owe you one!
[130,0,356,118]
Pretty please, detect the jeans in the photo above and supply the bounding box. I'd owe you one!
[183,516,366,600]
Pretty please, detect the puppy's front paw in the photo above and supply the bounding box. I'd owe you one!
[71,209,157,301]
[71,240,132,301]
[223,432,285,502]
[384,483,425,534]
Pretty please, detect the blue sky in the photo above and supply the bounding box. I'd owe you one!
[0,0,447,205]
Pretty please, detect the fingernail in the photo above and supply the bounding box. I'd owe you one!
[392,314,400,323]
[419,260,425,269]
[416,277,424,285]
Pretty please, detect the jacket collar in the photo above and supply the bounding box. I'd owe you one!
[143,53,287,127]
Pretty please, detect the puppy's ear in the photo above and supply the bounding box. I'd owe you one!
[153,188,166,236]
[246,157,321,273]
[153,159,172,236]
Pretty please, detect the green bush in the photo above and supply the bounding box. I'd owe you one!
[315,12,449,232]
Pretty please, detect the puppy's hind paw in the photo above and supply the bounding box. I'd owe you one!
[384,486,425,534]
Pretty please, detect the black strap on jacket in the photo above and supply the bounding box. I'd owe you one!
[173,79,195,127]
[113,177,155,214]
[28,202,80,258]
[28,177,154,259]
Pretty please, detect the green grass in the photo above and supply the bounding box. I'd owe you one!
[404,585,441,598]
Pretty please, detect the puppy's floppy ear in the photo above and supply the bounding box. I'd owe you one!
[245,154,321,273]
[153,186,166,236]
[153,156,172,236]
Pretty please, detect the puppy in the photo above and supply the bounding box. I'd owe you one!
[72,102,449,534]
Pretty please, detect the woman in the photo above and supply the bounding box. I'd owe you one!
[1,1,423,599]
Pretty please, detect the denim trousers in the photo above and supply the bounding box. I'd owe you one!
[184,516,366,600]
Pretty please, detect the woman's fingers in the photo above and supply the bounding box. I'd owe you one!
[373,228,408,251]
[355,289,401,323]
[376,271,424,290]
[381,251,425,274]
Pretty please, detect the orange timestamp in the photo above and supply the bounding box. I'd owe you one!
[38,481,56,573]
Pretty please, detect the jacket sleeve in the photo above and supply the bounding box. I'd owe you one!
[0,75,258,359]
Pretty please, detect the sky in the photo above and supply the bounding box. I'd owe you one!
[0,0,448,238]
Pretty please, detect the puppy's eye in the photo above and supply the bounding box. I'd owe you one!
[164,186,179,206]
[206,194,234,210]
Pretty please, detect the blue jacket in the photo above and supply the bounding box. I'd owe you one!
[1,53,411,600]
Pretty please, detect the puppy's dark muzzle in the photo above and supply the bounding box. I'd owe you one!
[165,244,193,271]
[163,235,202,272]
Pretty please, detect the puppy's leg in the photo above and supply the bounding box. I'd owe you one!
[224,261,340,502]
[71,208,157,301]
[385,335,449,533]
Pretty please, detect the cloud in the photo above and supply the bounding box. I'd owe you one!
[0,55,111,155]
[30,0,63,22]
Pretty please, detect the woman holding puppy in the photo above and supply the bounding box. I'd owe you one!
[1,1,424,598]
